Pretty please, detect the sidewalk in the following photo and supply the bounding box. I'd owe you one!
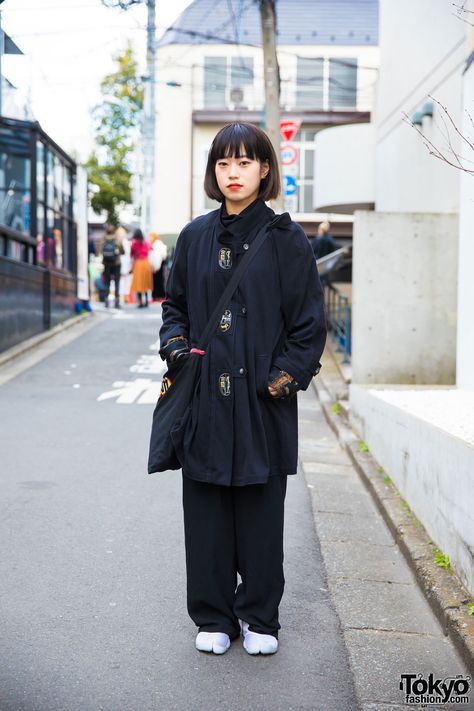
[297,382,473,710]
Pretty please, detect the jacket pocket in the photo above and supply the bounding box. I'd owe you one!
[170,402,193,468]
[256,354,273,401]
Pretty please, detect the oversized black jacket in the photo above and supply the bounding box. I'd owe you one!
[160,198,327,486]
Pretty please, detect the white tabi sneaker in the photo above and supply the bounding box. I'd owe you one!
[239,619,278,655]
[195,631,231,655]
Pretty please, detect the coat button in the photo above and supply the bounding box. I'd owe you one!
[241,306,247,314]
[239,367,245,375]
[243,243,249,250]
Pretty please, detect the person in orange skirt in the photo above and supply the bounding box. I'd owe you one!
[130,228,153,308]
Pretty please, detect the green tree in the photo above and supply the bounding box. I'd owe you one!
[84,42,144,225]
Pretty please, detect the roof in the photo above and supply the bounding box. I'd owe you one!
[158,0,379,48]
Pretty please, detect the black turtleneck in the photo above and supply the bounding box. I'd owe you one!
[218,197,273,244]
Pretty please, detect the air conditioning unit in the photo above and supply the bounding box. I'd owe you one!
[229,86,247,109]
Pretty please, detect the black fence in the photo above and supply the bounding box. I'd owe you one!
[324,283,352,363]
[0,255,76,353]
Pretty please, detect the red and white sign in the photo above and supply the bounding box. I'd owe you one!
[280,119,302,142]
[280,143,299,166]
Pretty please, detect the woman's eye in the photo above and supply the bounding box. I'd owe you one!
[240,161,250,166]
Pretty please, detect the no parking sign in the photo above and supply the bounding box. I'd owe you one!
[280,143,299,166]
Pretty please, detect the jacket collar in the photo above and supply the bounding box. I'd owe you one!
[217,198,274,243]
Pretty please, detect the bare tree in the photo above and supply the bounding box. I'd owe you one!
[404,95,474,176]
[101,0,143,8]
[452,1,474,27]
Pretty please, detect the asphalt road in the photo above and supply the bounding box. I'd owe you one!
[0,305,359,711]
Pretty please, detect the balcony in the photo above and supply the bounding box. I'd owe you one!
[314,122,375,213]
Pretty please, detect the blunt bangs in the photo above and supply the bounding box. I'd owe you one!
[204,122,281,203]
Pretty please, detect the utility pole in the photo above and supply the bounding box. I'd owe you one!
[259,0,283,210]
[142,0,156,236]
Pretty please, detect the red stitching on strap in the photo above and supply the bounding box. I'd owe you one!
[190,348,206,356]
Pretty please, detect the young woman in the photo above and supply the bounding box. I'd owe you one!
[159,122,327,656]
[130,228,153,307]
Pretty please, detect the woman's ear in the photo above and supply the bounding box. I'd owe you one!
[260,160,270,180]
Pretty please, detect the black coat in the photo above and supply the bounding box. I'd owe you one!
[160,198,327,486]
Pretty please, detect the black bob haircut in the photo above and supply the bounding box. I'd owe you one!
[204,122,281,202]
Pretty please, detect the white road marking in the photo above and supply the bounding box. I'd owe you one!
[130,355,166,375]
[97,378,161,404]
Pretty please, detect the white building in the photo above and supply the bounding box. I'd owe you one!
[315,0,474,593]
[152,0,379,239]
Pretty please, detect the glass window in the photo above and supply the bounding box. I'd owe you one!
[329,57,357,109]
[303,183,314,213]
[46,150,54,207]
[36,141,45,202]
[204,56,226,107]
[0,125,31,235]
[231,57,253,87]
[53,155,63,212]
[304,149,315,179]
[296,57,324,109]
[63,167,72,217]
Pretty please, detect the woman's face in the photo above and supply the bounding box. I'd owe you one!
[215,149,269,207]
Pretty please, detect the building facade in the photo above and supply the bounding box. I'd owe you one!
[152,0,379,239]
[314,0,474,593]
[0,117,86,352]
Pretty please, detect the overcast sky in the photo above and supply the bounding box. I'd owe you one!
[1,0,193,160]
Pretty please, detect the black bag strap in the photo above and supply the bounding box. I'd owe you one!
[195,221,271,351]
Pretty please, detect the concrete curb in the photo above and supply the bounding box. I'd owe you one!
[0,312,94,369]
[312,371,474,675]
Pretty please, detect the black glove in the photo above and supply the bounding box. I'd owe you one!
[267,366,300,399]
[159,336,190,365]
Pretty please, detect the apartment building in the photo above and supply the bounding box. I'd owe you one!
[152,0,379,238]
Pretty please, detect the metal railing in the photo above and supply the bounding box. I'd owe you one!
[324,283,352,363]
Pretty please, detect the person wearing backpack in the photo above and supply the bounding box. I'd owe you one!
[158,122,327,656]
[101,224,124,309]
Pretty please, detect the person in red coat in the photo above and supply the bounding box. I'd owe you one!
[130,229,153,307]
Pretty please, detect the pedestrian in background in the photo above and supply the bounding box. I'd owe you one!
[117,226,132,304]
[159,122,326,657]
[149,232,168,302]
[130,228,153,308]
[101,224,124,309]
[311,220,339,260]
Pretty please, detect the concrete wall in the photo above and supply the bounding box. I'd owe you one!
[375,0,464,213]
[352,210,458,385]
[456,58,474,389]
[314,123,375,212]
[350,384,474,595]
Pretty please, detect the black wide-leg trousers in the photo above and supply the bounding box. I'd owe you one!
[182,473,287,640]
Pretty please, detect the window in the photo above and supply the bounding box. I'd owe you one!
[295,57,358,110]
[283,130,317,215]
[295,57,324,109]
[0,125,31,236]
[329,58,357,109]
[204,56,254,108]
[39,148,75,270]
[36,141,45,203]
[231,57,253,87]
[204,57,226,107]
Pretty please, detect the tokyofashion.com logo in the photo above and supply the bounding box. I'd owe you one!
[400,673,471,704]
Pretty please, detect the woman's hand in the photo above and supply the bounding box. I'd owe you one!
[159,336,190,365]
[267,366,300,399]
